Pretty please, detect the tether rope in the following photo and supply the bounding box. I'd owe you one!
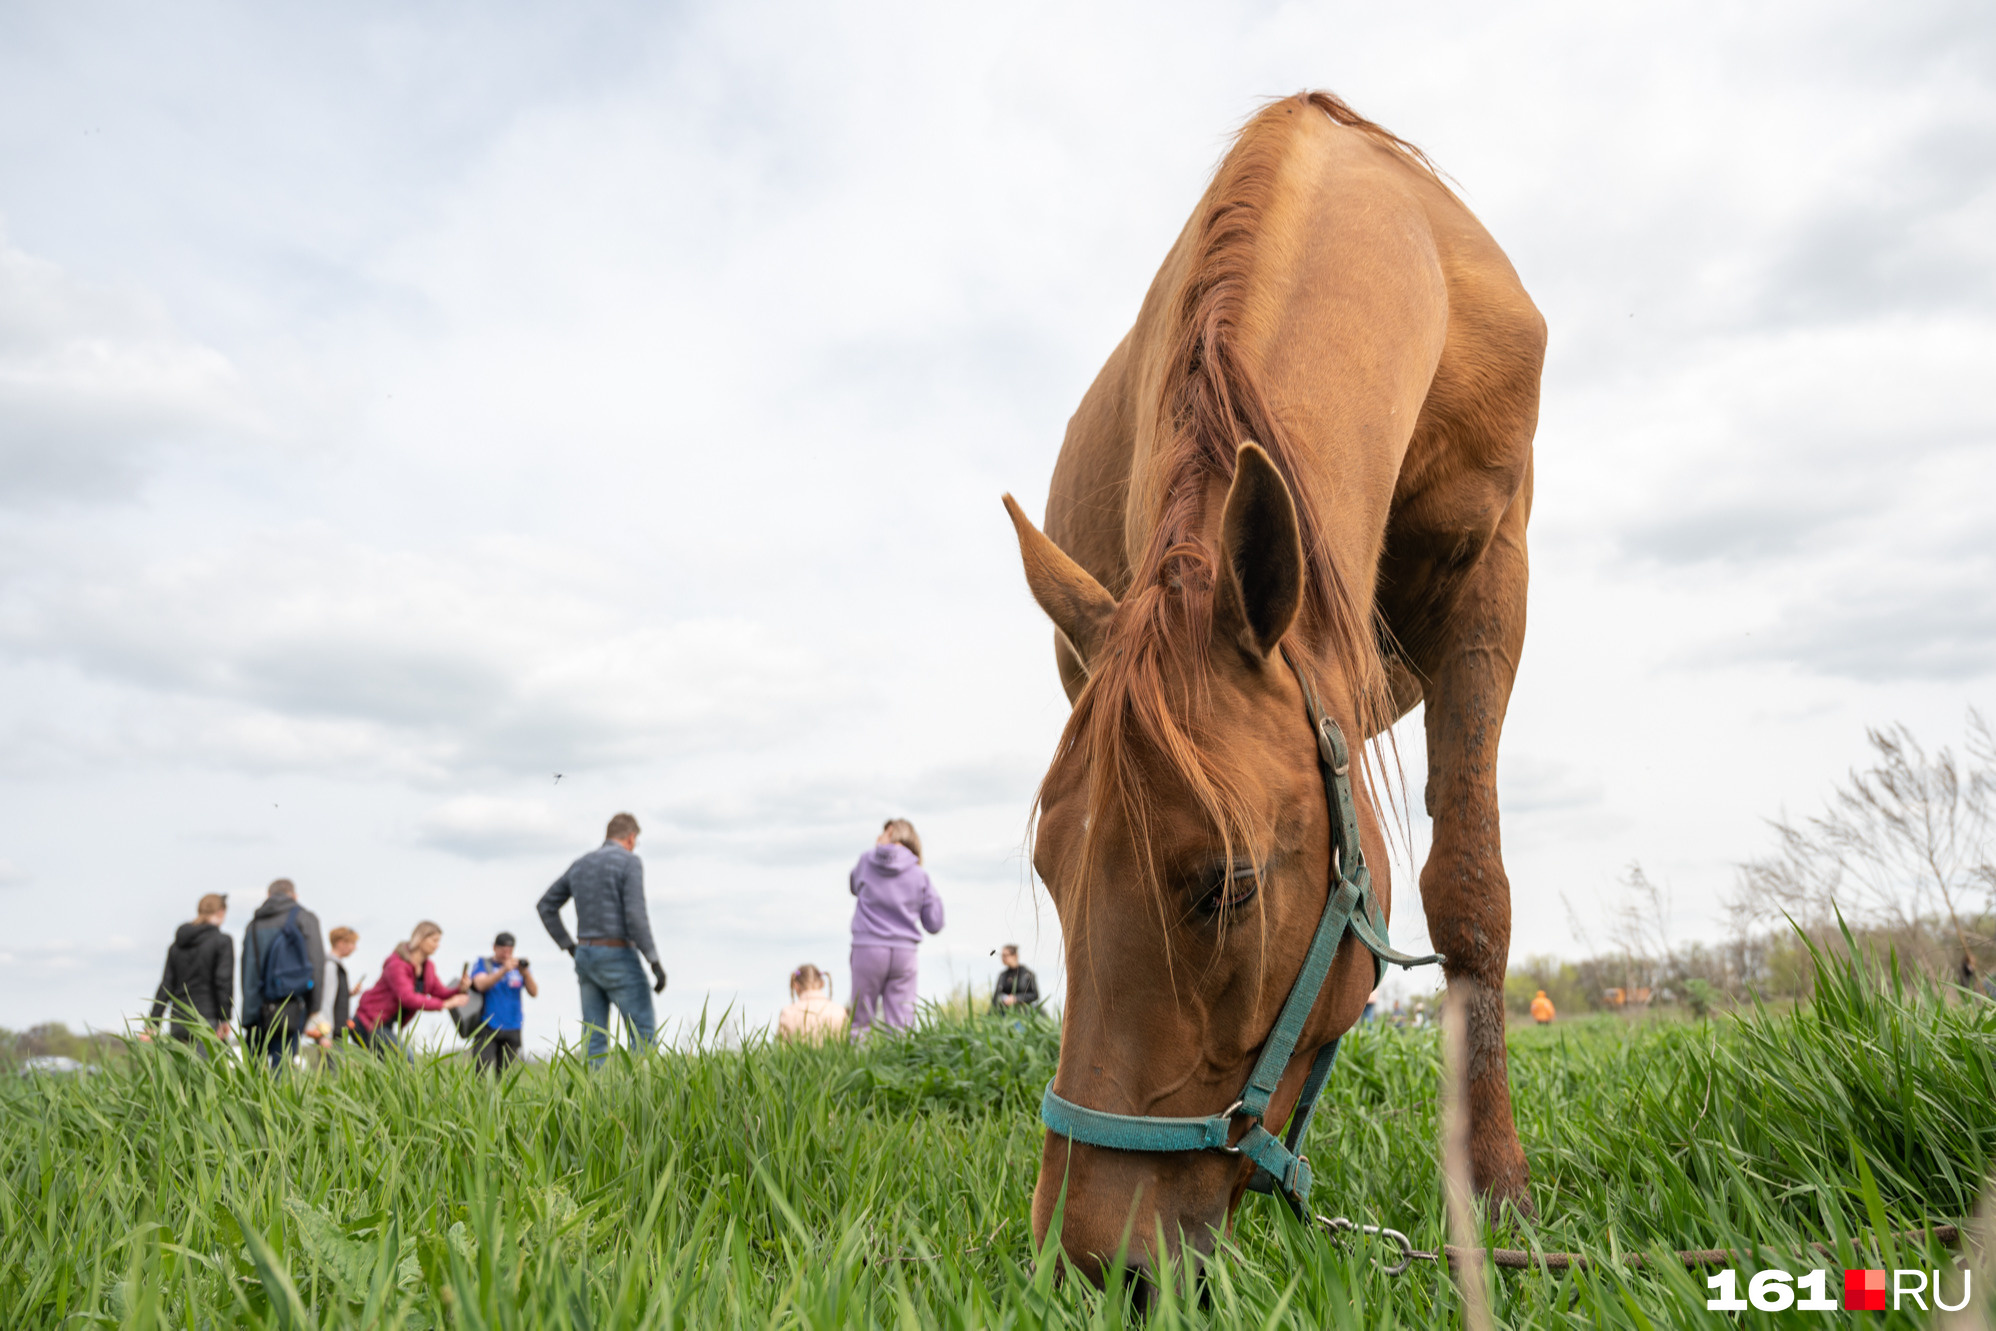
[1319,1216,1965,1276]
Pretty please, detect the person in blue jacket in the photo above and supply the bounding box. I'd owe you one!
[469,931,538,1074]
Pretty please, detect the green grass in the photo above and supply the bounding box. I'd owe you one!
[3,943,1993,1328]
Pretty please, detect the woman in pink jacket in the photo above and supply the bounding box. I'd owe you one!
[352,921,469,1060]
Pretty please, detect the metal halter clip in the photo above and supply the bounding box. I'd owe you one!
[1215,1099,1248,1154]
[1317,1215,1417,1277]
[1317,717,1349,776]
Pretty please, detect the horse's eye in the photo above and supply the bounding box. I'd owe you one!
[1199,863,1260,915]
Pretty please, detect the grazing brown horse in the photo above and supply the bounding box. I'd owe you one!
[1004,91,1544,1287]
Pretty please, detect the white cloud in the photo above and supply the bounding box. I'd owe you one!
[649,756,1044,868]
[0,530,841,782]
[0,223,257,502]
[1499,757,1608,818]
[415,795,575,860]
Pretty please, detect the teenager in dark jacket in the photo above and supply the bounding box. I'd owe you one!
[147,893,234,1044]
[991,945,1039,1013]
[240,878,327,1069]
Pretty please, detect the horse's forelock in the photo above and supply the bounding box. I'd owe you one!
[1032,557,1270,968]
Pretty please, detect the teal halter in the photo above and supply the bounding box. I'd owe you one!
[1039,647,1445,1216]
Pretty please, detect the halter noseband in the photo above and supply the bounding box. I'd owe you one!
[1038,646,1445,1216]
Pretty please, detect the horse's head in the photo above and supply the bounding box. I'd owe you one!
[1005,444,1385,1291]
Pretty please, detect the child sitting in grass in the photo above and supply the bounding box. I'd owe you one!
[776,964,846,1044]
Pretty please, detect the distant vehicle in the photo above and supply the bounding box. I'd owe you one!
[20,1056,95,1075]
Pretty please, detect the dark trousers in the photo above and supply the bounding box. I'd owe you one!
[253,997,308,1069]
[355,1021,413,1063]
[475,1026,523,1074]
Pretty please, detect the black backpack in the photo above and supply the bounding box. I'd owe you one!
[259,907,315,1003]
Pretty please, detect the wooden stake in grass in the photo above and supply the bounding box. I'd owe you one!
[1443,980,1496,1331]
[1943,1170,1996,1330]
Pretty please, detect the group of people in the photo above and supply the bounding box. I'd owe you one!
[773,818,1040,1042]
[146,878,537,1073]
[147,811,1041,1069]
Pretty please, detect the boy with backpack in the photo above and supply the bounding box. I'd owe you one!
[240,878,327,1070]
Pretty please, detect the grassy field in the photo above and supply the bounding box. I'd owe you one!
[3,945,1994,1328]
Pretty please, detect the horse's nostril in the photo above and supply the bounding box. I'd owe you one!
[1126,1265,1159,1317]
[1114,1249,1216,1318]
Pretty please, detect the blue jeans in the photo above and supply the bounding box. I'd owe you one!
[575,945,655,1064]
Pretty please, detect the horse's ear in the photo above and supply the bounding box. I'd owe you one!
[1215,442,1304,661]
[1003,494,1117,668]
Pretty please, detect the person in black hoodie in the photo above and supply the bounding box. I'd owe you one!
[146,893,234,1046]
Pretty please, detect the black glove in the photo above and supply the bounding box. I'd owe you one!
[651,961,667,994]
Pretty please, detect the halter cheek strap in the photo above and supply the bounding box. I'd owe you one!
[1038,647,1445,1216]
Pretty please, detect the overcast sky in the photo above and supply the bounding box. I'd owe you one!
[1,1,1991,1048]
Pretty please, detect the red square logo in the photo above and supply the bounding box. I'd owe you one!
[1845,1268,1887,1311]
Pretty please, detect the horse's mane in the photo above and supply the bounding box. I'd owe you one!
[1038,93,1438,935]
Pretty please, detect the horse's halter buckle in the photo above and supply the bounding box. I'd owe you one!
[1038,645,1445,1216]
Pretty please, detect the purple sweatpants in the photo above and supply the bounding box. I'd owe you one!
[849,944,919,1038]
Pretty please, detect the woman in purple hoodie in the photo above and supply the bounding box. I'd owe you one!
[848,818,945,1038]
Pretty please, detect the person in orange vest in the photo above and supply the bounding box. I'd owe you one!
[1529,989,1555,1024]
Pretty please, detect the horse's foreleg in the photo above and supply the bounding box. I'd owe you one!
[1413,505,1532,1213]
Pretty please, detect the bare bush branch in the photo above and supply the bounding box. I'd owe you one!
[1728,713,1996,970]
[1608,863,1675,992]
